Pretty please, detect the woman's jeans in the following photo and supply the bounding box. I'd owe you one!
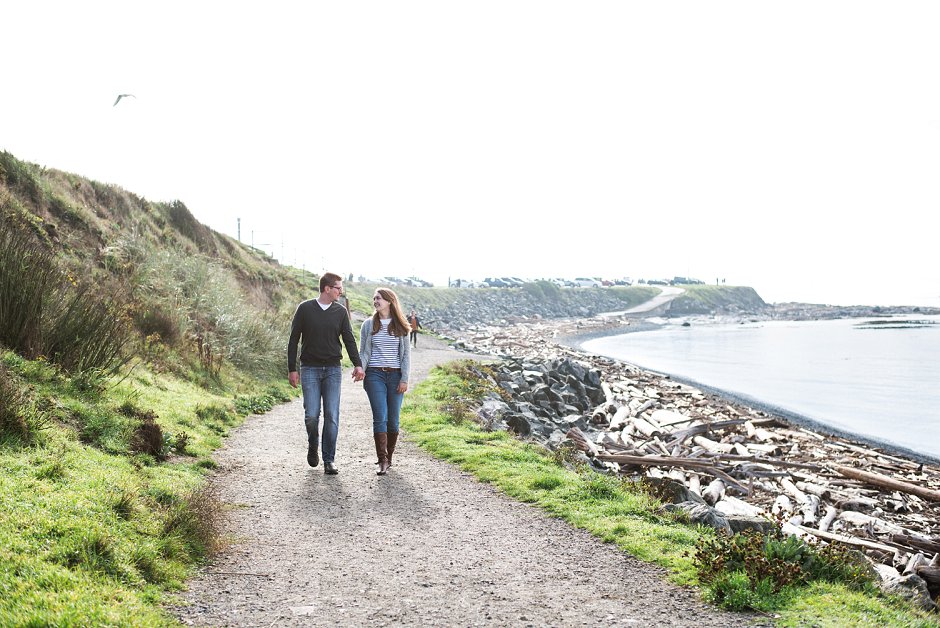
[364,368,403,434]
[300,365,342,463]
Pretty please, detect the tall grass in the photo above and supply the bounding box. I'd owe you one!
[133,248,285,377]
[0,219,132,375]
[0,216,54,356]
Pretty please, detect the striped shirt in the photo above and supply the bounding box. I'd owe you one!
[369,319,401,369]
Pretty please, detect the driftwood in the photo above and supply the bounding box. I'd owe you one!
[593,452,750,494]
[833,465,940,503]
[459,316,940,577]
[891,533,940,555]
[797,525,900,555]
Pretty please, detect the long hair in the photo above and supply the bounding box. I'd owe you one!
[371,288,411,337]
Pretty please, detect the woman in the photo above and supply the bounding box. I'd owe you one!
[359,287,412,475]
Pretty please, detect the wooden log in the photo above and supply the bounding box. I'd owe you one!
[796,525,901,555]
[913,566,940,591]
[688,473,701,496]
[838,510,906,534]
[714,495,764,517]
[667,468,687,483]
[594,452,750,494]
[904,552,930,576]
[566,427,600,458]
[632,399,655,417]
[707,453,824,472]
[835,497,878,512]
[591,403,613,425]
[745,443,782,456]
[744,420,757,439]
[780,478,808,504]
[732,443,750,457]
[772,495,793,516]
[890,532,940,555]
[800,495,820,526]
[650,409,693,428]
[796,481,832,501]
[609,405,632,430]
[833,464,940,503]
[818,506,838,533]
[702,479,725,506]
[693,435,734,454]
[633,417,662,438]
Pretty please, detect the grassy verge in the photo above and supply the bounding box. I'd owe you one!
[402,361,940,627]
[0,351,296,626]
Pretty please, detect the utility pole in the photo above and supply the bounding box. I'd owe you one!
[237,218,241,242]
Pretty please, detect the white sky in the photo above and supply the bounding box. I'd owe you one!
[3,1,939,307]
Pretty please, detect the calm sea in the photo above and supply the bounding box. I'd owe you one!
[581,315,940,461]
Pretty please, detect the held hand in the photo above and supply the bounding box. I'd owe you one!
[288,371,299,388]
[352,366,365,382]
[397,382,408,394]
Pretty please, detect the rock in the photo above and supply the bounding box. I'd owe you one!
[661,501,732,533]
[873,564,938,612]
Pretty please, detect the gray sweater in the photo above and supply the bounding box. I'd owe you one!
[359,318,411,384]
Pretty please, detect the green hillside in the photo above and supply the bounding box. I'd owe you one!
[1,150,318,625]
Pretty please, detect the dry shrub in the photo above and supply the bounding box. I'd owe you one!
[163,484,224,557]
[0,363,29,439]
[129,410,164,459]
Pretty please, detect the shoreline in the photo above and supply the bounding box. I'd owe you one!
[559,315,940,466]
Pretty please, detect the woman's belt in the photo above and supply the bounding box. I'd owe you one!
[369,367,401,372]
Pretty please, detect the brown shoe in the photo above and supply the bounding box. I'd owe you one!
[387,432,399,467]
[374,433,389,475]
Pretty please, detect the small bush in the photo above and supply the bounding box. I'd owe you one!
[693,526,876,610]
[233,393,276,415]
[162,485,223,557]
[134,307,182,346]
[195,402,236,424]
[129,412,164,459]
[0,364,29,440]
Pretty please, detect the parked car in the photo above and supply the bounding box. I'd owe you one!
[550,278,573,287]
[482,277,510,288]
[614,277,633,286]
[670,276,705,285]
[406,276,433,287]
[647,279,669,286]
[573,277,601,288]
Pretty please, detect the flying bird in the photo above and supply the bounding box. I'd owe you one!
[113,93,136,106]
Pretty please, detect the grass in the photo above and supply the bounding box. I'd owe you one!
[0,350,297,626]
[400,361,940,627]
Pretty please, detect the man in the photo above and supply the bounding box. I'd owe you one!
[288,272,365,475]
[408,309,422,348]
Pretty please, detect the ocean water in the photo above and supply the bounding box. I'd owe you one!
[582,315,940,461]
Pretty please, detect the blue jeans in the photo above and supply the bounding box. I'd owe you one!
[300,365,342,463]
[364,368,403,434]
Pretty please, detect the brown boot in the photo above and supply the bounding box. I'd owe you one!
[374,433,389,475]
[387,431,399,468]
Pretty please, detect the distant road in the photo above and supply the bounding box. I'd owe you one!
[599,286,684,317]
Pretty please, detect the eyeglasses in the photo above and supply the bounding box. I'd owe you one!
[331,285,343,291]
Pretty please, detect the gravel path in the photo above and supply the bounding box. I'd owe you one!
[169,335,764,627]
